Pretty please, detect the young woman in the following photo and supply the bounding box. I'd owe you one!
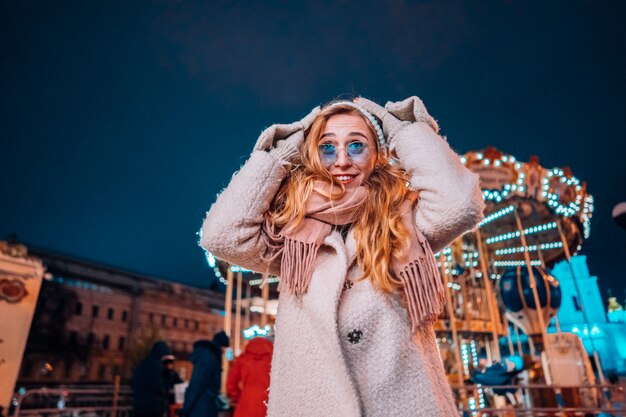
[201,96,484,416]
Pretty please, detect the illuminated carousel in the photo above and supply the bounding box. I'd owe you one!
[208,147,618,415]
[434,147,608,415]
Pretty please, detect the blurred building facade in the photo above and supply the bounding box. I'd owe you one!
[17,248,225,384]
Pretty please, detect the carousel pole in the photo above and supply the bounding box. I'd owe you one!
[513,210,569,415]
[261,277,270,327]
[536,247,562,335]
[475,229,502,361]
[244,280,251,332]
[221,266,235,394]
[234,271,243,356]
[555,221,611,405]
[512,209,548,343]
[513,323,523,357]
[439,253,467,404]
[512,322,533,410]
[460,273,472,321]
[503,315,515,356]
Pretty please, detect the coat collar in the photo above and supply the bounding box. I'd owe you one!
[322,227,358,268]
[344,227,358,267]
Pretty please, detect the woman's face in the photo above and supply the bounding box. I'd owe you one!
[317,113,377,188]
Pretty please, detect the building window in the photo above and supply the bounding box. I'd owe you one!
[572,296,582,311]
[161,315,167,326]
[64,360,73,378]
[92,305,100,318]
[149,313,154,323]
[173,318,178,328]
[87,332,95,347]
[98,364,106,380]
[69,331,78,346]
[184,319,189,329]
[118,336,126,351]
[107,308,114,320]
[122,310,128,322]
[75,302,83,316]
[102,334,110,350]
[195,321,200,331]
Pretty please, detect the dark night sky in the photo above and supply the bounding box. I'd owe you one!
[1,1,625,298]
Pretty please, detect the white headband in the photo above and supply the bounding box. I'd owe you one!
[325,101,386,148]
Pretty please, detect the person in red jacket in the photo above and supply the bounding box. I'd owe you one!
[226,337,273,417]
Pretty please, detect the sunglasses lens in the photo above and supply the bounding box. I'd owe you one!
[319,144,337,165]
[347,142,368,163]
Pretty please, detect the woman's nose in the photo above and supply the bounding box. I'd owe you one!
[334,148,352,167]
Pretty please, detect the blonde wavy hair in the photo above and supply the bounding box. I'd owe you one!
[267,103,415,293]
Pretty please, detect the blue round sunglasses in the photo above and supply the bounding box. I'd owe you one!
[318,141,371,166]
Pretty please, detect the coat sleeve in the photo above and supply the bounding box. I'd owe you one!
[200,150,289,274]
[392,122,485,253]
[181,359,216,415]
[226,358,243,404]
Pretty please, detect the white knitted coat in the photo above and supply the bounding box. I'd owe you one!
[201,122,484,417]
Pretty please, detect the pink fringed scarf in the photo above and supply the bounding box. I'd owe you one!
[262,183,445,330]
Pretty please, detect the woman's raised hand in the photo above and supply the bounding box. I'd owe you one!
[384,96,439,134]
[354,97,407,140]
[254,106,321,164]
[355,96,440,143]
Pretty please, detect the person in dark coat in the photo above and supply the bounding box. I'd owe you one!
[181,332,230,417]
[132,340,172,417]
[226,337,273,417]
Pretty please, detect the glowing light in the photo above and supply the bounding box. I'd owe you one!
[461,342,470,375]
[492,260,542,267]
[542,168,585,218]
[249,276,281,286]
[243,324,272,340]
[494,241,563,256]
[479,205,515,227]
[486,222,557,245]
[205,252,216,268]
[229,265,251,273]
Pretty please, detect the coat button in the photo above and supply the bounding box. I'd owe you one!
[347,329,363,344]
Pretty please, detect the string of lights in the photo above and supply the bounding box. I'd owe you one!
[485,221,558,245]
[249,276,280,286]
[492,260,542,267]
[478,205,515,227]
[494,241,563,256]
[542,168,582,217]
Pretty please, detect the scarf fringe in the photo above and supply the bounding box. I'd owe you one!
[398,241,445,332]
[278,238,320,296]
